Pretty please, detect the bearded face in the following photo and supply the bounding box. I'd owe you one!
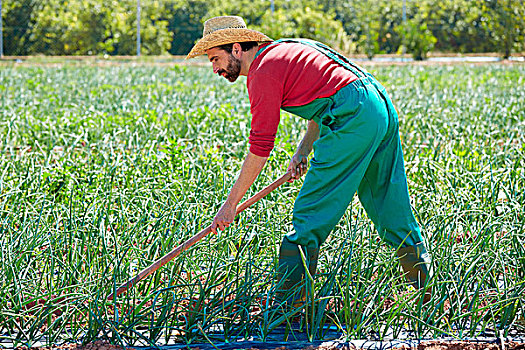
[217,53,242,82]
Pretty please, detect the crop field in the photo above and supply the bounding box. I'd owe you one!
[0,63,524,348]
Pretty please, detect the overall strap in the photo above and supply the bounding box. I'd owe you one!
[274,38,369,78]
[253,41,279,61]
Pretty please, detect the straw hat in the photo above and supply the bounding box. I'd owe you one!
[186,16,273,59]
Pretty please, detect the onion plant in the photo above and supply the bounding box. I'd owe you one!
[0,63,523,347]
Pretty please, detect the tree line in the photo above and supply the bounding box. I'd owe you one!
[3,0,524,59]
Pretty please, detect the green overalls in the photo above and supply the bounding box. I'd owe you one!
[254,39,432,304]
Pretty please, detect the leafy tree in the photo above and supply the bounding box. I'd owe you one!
[104,0,172,55]
[479,0,525,58]
[418,0,494,53]
[2,0,523,57]
[354,2,381,59]
[20,0,171,55]
[205,0,352,53]
[205,0,274,26]
[317,0,408,58]
[165,0,210,55]
[2,0,38,55]
[29,0,111,55]
[396,18,437,60]
[406,0,524,57]
[254,6,352,53]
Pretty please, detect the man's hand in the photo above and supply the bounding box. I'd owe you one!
[211,151,268,234]
[211,201,236,234]
[287,120,318,182]
[287,153,308,182]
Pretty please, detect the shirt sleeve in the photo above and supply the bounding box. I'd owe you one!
[247,71,283,157]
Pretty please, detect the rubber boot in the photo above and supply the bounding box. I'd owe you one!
[396,242,432,303]
[276,237,318,310]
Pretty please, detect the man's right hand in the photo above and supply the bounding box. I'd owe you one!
[211,201,236,234]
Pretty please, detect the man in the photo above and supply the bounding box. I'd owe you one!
[186,16,432,305]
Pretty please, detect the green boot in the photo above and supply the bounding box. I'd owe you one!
[276,237,318,309]
[396,242,432,302]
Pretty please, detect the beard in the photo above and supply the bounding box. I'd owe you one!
[218,54,241,82]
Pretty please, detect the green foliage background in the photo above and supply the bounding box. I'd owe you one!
[2,0,525,59]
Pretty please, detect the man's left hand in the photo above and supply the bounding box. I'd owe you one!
[287,153,308,182]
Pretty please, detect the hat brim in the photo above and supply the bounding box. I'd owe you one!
[186,28,273,59]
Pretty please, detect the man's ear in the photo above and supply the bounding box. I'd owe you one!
[232,43,242,58]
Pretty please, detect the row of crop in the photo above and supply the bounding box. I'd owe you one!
[0,64,523,347]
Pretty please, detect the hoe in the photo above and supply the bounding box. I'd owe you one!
[108,171,292,299]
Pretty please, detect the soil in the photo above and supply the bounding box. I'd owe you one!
[396,340,525,350]
[18,339,525,350]
[18,341,123,350]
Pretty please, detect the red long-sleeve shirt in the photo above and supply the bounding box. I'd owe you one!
[247,42,358,157]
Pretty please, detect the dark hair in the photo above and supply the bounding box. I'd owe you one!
[218,41,258,54]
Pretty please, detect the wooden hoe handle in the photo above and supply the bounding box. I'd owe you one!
[108,172,292,299]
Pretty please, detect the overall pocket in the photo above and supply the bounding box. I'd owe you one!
[326,81,365,131]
